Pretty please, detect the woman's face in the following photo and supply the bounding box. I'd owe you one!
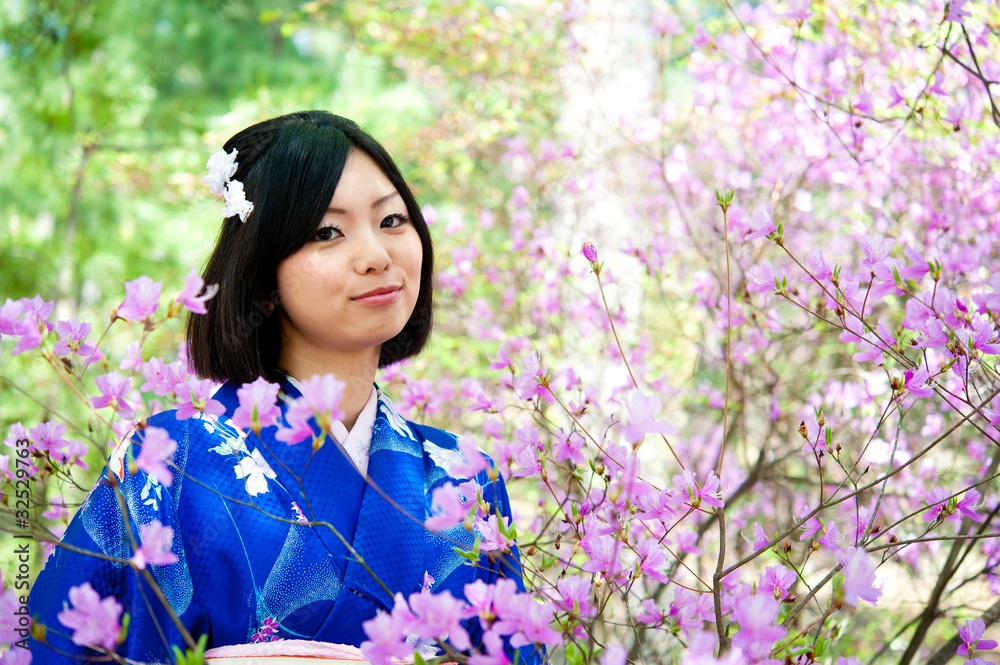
[275,149,423,370]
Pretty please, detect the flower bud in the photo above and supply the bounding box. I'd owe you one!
[582,241,598,263]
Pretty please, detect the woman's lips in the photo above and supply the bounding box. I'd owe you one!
[352,286,401,305]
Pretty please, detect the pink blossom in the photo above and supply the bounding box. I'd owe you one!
[982,398,1000,429]
[962,317,1000,356]
[426,483,472,530]
[476,514,513,553]
[489,343,513,371]
[0,585,27,645]
[956,489,986,523]
[901,366,934,400]
[835,546,881,607]
[511,426,542,478]
[489,578,531,637]
[20,295,55,322]
[468,629,510,665]
[513,351,547,400]
[232,377,282,434]
[635,598,663,625]
[580,532,625,578]
[173,377,225,420]
[899,247,930,281]
[582,241,598,263]
[131,520,179,569]
[945,0,971,23]
[958,618,998,657]
[28,421,71,459]
[509,600,561,648]
[11,313,44,356]
[744,206,776,241]
[135,426,177,486]
[923,486,952,523]
[852,339,883,365]
[730,593,785,652]
[4,423,29,450]
[91,371,135,420]
[924,487,984,524]
[635,538,670,584]
[759,564,796,600]
[176,269,219,315]
[555,576,597,618]
[117,275,162,321]
[407,590,471,651]
[551,430,586,465]
[805,251,833,281]
[745,522,769,551]
[785,0,812,21]
[140,357,189,397]
[600,644,626,665]
[8,296,54,354]
[53,318,96,357]
[634,483,674,521]
[56,582,123,651]
[675,529,703,555]
[360,595,413,665]
[859,234,894,271]
[670,469,723,509]
[669,588,712,638]
[0,298,24,336]
[276,374,346,446]
[42,495,72,522]
[819,522,842,551]
[449,436,490,478]
[119,341,144,372]
[623,392,675,444]
[463,579,496,624]
[747,261,776,294]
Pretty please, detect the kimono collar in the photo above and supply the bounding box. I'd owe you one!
[285,378,377,475]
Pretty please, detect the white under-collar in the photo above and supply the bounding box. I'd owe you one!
[286,379,377,475]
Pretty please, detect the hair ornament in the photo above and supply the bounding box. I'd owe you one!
[205,148,254,223]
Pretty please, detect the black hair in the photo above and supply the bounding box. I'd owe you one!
[187,111,434,384]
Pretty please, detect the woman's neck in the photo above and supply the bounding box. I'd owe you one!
[279,348,380,431]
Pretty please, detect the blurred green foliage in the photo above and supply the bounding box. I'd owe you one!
[0,0,566,581]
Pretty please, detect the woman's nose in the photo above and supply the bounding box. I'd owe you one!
[354,231,391,274]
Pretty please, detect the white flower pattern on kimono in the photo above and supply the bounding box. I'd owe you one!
[140,475,163,511]
[378,393,418,443]
[234,448,276,496]
[423,440,468,475]
[201,415,250,457]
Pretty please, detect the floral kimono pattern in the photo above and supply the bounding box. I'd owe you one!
[28,380,537,663]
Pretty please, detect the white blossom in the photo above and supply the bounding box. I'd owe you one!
[222,180,254,223]
[204,148,239,194]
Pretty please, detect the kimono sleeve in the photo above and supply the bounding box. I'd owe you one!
[28,430,209,664]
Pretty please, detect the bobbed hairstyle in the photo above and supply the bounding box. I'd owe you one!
[187,111,434,384]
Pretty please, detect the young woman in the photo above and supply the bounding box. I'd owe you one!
[29,111,537,663]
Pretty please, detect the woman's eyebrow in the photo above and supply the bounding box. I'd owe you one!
[327,191,401,214]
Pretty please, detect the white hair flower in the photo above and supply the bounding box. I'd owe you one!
[222,180,254,223]
[204,148,239,195]
[205,147,253,223]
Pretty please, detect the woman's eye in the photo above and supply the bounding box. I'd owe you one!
[381,213,409,229]
[314,226,342,241]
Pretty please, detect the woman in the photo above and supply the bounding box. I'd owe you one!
[29,112,537,663]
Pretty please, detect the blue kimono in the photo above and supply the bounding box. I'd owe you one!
[29,380,541,663]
